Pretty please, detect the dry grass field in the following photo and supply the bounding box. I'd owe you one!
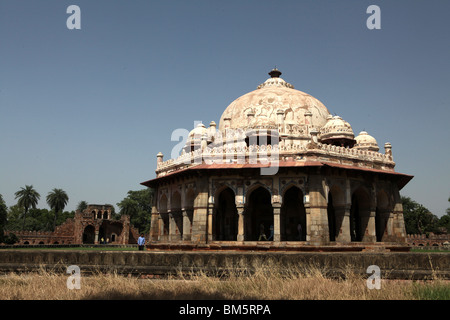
[0,262,448,300]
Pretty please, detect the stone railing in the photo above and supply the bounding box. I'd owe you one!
[156,142,394,177]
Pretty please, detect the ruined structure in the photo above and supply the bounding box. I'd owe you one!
[141,69,413,250]
[407,233,450,247]
[5,204,139,245]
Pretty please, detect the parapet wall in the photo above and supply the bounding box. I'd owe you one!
[0,250,448,280]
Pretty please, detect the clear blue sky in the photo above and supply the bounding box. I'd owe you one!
[1,0,449,217]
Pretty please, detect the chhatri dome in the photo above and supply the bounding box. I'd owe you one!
[219,68,331,131]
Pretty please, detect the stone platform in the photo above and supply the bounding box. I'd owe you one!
[0,248,448,280]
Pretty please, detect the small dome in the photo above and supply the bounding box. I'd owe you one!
[188,123,207,139]
[319,116,355,147]
[354,131,379,152]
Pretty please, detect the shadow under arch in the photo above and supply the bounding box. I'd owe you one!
[281,185,306,241]
[214,187,238,241]
[327,184,346,242]
[350,186,371,242]
[245,186,273,241]
[82,225,95,244]
[171,190,183,240]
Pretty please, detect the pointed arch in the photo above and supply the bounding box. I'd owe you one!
[327,184,345,242]
[214,187,238,241]
[245,186,273,241]
[159,194,169,240]
[350,186,370,242]
[281,185,306,241]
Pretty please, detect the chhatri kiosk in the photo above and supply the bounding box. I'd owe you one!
[141,69,412,251]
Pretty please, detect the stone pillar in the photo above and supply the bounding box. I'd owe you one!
[273,204,281,242]
[391,187,407,243]
[307,173,329,245]
[377,209,391,242]
[94,228,99,244]
[237,207,245,242]
[121,215,130,245]
[158,215,165,241]
[207,207,214,242]
[191,176,209,243]
[182,209,191,241]
[168,210,176,242]
[335,205,351,243]
[150,197,159,241]
[304,194,311,242]
[363,208,377,242]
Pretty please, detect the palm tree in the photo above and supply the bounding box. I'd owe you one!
[15,185,41,231]
[46,188,69,231]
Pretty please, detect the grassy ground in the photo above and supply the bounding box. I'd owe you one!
[0,263,448,300]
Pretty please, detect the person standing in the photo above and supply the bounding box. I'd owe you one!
[297,223,302,241]
[138,233,145,251]
[258,223,268,241]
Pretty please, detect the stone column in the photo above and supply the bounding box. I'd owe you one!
[363,208,377,242]
[237,207,245,242]
[207,207,214,242]
[168,210,175,242]
[94,229,99,244]
[335,205,351,243]
[158,215,165,241]
[190,176,209,243]
[377,209,391,242]
[149,203,159,241]
[182,209,191,241]
[273,204,281,242]
[306,173,329,245]
[304,194,311,242]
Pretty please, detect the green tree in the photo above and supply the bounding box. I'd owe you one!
[117,188,154,233]
[46,188,69,231]
[15,185,40,231]
[437,197,450,233]
[76,200,88,212]
[0,194,8,243]
[402,196,440,235]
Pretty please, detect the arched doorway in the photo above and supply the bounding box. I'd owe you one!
[245,187,273,241]
[281,186,306,241]
[184,188,195,240]
[159,194,169,241]
[350,187,370,242]
[327,192,336,241]
[171,191,182,240]
[82,225,95,244]
[215,187,238,241]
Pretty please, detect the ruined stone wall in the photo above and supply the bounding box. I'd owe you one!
[407,233,450,247]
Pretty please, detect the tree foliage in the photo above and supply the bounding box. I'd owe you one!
[14,185,41,231]
[0,194,8,243]
[402,196,448,235]
[46,188,69,231]
[5,204,74,232]
[76,200,88,212]
[117,188,154,233]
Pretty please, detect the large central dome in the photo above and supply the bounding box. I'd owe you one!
[218,69,331,131]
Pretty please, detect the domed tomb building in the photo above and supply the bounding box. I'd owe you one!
[141,69,413,249]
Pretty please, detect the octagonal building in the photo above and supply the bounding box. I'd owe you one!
[141,69,413,250]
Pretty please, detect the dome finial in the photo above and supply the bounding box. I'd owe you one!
[269,67,282,78]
